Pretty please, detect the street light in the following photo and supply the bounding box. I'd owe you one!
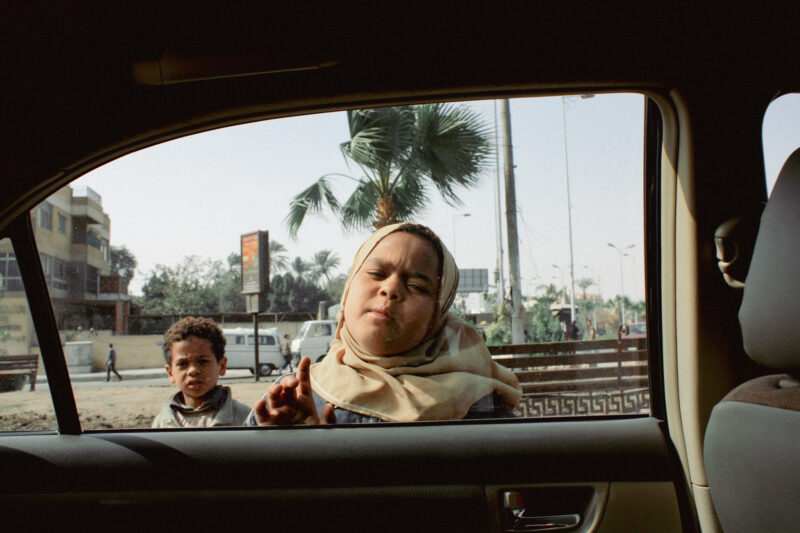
[608,242,635,325]
[452,213,471,258]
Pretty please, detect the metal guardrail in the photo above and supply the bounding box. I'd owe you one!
[490,338,649,417]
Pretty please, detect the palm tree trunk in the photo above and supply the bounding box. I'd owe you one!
[374,195,399,228]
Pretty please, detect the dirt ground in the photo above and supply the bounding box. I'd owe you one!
[0,381,273,431]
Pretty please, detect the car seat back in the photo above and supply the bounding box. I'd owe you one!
[704,147,800,532]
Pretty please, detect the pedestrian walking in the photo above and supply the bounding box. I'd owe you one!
[106,343,123,381]
[280,334,293,372]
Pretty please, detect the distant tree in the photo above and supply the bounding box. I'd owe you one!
[287,103,493,233]
[227,253,241,271]
[605,295,633,324]
[537,283,563,302]
[576,277,596,322]
[136,256,232,315]
[628,300,646,323]
[110,245,137,293]
[577,277,594,301]
[214,253,245,313]
[526,293,563,344]
[290,256,313,281]
[265,273,332,313]
[325,273,347,304]
[484,301,511,345]
[269,240,290,275]
[311,249,341,286]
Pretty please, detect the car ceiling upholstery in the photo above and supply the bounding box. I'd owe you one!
[1,3,795,227]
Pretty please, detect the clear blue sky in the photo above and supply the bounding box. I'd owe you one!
[71,92,799,303]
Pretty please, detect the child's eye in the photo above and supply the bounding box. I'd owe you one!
[408,282,430,294]
[366,270,385,279]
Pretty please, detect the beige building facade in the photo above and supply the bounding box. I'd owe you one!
[0,186,130,361]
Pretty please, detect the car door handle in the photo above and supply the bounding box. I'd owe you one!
[504,513,580,532]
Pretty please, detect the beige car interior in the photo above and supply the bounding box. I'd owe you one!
[704,148,800,533]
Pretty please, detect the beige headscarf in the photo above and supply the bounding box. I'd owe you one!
[309,222,521,422]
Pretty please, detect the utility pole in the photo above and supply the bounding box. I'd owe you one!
[561,97,577,324]
[493,101,505,305]
[500,99,524,344]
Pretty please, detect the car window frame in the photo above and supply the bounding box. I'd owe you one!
[2,216,80,434]
[1,90,666,435]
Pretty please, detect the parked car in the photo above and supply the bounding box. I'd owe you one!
[290,319,336,363]
[625,322,647,339]
[0,4,797,532]
[223,327,284,376]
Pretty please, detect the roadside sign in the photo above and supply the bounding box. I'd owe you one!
[457,268,489,293]
[241,230,269,295]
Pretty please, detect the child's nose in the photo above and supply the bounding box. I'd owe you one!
[379,275,403,300]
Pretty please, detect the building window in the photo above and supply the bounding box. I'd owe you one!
[39,253,53,279]
[86,265,98,294]
[38,203,53,230]
[86,231,101,250]
[52,259,68,290]
[0,251,24,292]
[58,213,67,234]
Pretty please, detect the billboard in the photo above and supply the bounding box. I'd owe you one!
[456,268,489,293]
[240,230,269,294]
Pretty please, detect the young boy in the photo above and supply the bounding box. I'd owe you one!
[152,316,251,428]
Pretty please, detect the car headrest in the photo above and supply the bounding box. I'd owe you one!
[739,147,800,372]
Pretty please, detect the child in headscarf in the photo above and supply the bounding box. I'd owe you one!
[247,222,521,425]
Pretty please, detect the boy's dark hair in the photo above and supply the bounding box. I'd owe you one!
[162,316,226,364]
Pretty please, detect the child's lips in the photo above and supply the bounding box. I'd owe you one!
[367,307,393,321]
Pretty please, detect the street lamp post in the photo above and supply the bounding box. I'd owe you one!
[608,242,634,325]
[452,213,471,259]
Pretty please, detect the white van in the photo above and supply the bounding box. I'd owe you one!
[222,327,285,376]
[290,319,337,363]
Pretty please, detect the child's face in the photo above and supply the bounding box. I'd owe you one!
[344,232,440,355]
[165,335,227,408]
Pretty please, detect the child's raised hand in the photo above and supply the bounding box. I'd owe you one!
[252,357,336,426]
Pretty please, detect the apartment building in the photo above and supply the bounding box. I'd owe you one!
[0,186,130,338]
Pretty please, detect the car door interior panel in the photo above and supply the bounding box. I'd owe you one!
[0,418,682,531]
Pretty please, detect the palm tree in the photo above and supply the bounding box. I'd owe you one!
[628,300,646,322]
[605,295,632,323]
[287,103,492,235]
[269,240,290,275]
[311,249,341,286]
[290,256,312,280]
[577,277,594,301]
[536,283,563,302]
